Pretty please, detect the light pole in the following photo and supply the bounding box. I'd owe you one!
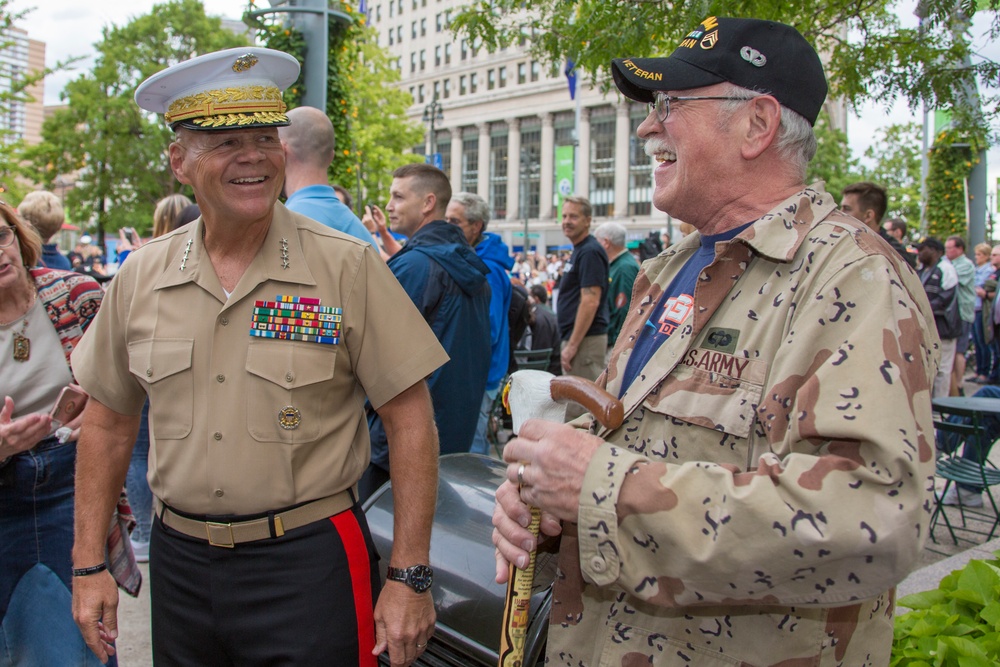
[422,95,444,165]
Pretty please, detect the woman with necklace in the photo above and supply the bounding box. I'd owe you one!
[0,200,116,665]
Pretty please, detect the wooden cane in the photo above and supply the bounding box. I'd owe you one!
[497,372,624,667]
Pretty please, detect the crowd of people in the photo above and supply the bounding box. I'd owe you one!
[0,14,989,667]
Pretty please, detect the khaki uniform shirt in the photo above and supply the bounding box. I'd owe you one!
[72,204,447,515]
[548,185,940,666]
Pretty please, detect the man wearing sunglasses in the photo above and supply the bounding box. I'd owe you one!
[493,16,939,666]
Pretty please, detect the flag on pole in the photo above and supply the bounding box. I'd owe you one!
[564,60,577,100]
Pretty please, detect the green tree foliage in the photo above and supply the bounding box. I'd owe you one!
[861,122,924,227]
[451,0,1000,140]
[250,2,422,213]
[806,112,863,199]
[24,0,248,239]
[0,0,77,201]
[925,126,986,239]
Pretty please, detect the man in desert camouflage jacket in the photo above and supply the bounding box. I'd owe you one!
[493,16,940,666]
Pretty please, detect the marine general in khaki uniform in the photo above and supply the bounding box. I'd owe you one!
[494,17,940,666]
[70,48,445,667]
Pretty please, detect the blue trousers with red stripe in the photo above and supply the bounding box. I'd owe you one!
[149,504,380,666]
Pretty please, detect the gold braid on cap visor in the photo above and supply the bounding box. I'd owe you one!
[165,85,288,127]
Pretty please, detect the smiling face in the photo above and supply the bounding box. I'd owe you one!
[636,84,744,228]
[169,127,284,226]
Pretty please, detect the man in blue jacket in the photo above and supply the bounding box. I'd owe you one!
[446,192,514,455]
[361,164,491,499]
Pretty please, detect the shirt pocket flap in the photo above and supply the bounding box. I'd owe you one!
[245,342,336,389]
[644,352,766,440]
[127,338,194,384]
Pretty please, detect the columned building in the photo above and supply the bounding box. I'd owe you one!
[369,1,844,252]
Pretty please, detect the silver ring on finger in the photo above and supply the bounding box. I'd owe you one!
[416,642,427,649]
[517,462,527,489]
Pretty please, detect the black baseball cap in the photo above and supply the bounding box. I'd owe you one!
[611,16,827,125]
[915,237,945,253]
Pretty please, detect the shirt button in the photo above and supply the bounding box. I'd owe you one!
[285,372,294,383]
[214,489,224,497]
[220,316,229,326]
[216,374,225,383]
[146,369,152,377]
[590,556,607,573]
[213,432,222,441]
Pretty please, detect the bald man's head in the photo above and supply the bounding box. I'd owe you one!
[279,106,336,170]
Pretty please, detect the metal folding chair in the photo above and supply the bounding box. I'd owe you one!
[929,403,1000,545]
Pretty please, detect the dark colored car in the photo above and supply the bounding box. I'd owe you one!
[363,454,555,666]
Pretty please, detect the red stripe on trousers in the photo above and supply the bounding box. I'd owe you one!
[331,511,377,667]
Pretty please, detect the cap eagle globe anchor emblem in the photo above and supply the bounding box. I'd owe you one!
[232,54,259,73]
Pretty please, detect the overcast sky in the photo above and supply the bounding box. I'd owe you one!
[9,0,1000,208]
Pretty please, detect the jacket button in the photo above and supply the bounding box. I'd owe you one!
[146,368,152,377]
[285,372,294,382]
[220,316,229,326]
[216,374,225,383]
[214,489,224,497]
[213,432,222,441]
[590,556,606,573]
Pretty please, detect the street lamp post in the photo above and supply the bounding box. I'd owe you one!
[422,95,444,165]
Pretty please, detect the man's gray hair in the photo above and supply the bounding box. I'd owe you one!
[451,192,491,231]
[593,221,627,249]
[716,83,817,179]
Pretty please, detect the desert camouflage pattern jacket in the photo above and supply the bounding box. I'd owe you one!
[547,185,940,666]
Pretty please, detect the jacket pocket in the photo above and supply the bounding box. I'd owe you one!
[245,341,337,443]
[128,338,194,439]
[644,350,765,440]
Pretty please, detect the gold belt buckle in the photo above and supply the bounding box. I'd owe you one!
[206,521,236,548]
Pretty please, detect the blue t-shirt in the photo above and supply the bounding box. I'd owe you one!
[620,223,751,395]
[284,185,375,249]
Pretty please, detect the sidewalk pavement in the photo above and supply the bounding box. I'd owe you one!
[899,536,1000,599]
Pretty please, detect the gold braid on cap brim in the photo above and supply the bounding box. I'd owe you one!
[165,85,288,128]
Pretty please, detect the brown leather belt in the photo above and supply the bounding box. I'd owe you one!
[158,491,354,548]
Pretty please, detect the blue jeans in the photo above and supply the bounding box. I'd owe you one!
[0,438,113,666]
[125,402,152,543]
[469,388,499,455]
[937,385,1000,493]
[972,311,995,378]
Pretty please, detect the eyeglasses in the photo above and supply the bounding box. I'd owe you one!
[647,92,747,122]
[0,226,15,248]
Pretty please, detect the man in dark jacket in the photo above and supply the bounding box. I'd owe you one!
[362,164,491,499]
[446,192,514,456]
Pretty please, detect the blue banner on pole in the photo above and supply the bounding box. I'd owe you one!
[425,153,443,170]
[564,60,577,100]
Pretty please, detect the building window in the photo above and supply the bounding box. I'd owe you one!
[397,26,403,42]
[628,104,653,216]
[443,78,451,99]
[499,66,507,88]
[489,126,509,219]
[530,60,540,82]
[517,62,526,85]
[411,21,417,39]
[460,39,468,60]
[436,13,443,32]
[397,0,402,14]
[418,84,425,104]
[412,0,417,8]
[459,75,467,95]
[389,2,394,18]
[435,46,441,67]
[462,130,479,194]
[444,10,451,27]
[487,69,495,90]
[420,18,427,36]
[420,49,426,71]
[433,81,440,99]
[376,4,382,21]
[519,125,541,219]
[589,106,615,217]
[388,30,394,46]
[410,52,416,74]
[469,72,478,94]
[444,43,452,65]
[436,130,451,177]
